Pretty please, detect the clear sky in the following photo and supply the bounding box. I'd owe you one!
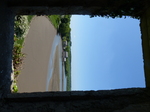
[71,15,146,91]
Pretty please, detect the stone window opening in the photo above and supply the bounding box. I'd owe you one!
[0,1,150,111]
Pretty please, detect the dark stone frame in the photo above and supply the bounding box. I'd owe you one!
[0,0,150,111]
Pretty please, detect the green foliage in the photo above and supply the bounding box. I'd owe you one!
[27,15,34,24]
[13,15,72,92]
[65,55,71,91]
[14,16,29,38]
[47,15,61,29]
[57,15,72,91]
[13,35,25,80]
[59,23,71,37]
[14,70,20,76]
[58,15,72,45]
[61,17,70,23]
[12,82,18,93]
[12,15,32,93]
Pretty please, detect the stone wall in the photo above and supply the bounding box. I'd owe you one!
[0,1,150,111]
[0,88,150,112]
[140,7,150,88]
[0,1,15,97]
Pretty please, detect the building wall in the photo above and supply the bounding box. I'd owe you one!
[0,1,150,111]
[0,88,150,112]
[140,7,150,88]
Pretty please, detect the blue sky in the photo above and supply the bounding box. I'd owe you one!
[71,15,146,90]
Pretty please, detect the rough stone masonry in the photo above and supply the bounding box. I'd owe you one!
[0,0,150,111]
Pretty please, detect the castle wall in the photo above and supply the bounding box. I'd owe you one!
[0,1,150,111]
[0,88,150,112]
[140,7,150,88]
